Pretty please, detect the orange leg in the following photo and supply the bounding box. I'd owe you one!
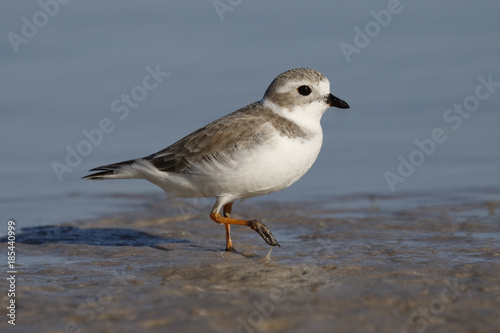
[210,203,280,250]
[223,203,234,251]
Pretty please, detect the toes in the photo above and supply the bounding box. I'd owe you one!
[248,220,281,247]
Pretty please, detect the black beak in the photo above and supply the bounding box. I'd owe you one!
[327,93,350,109]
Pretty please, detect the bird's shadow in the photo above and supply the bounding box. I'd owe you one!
[0,225,189,251]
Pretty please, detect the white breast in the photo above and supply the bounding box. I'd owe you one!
[142,118,324,200]
[188,129,324,200]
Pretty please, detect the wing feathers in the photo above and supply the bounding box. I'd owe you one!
[83,101,308,179]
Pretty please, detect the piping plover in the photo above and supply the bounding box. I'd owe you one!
[83,68,349,251]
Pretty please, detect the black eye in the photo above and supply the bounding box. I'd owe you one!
[297,85,312,96]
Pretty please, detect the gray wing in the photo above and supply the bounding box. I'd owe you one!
[145,102,276,173]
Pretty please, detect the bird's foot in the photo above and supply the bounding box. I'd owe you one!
[225,245,237,252]
[248,220,281,247]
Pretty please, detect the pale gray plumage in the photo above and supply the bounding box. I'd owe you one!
[83,68,350,250]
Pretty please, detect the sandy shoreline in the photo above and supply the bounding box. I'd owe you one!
[1,191,500,332]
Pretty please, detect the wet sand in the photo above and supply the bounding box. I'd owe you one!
[1,191,500,333]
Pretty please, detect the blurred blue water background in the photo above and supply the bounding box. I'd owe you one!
[1,1,499,230]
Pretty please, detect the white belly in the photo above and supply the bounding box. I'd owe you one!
[172,132,324,200]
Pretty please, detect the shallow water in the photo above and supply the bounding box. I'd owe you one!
[1,191,499,332]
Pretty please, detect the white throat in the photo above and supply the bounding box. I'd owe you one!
[261,98,326,133]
